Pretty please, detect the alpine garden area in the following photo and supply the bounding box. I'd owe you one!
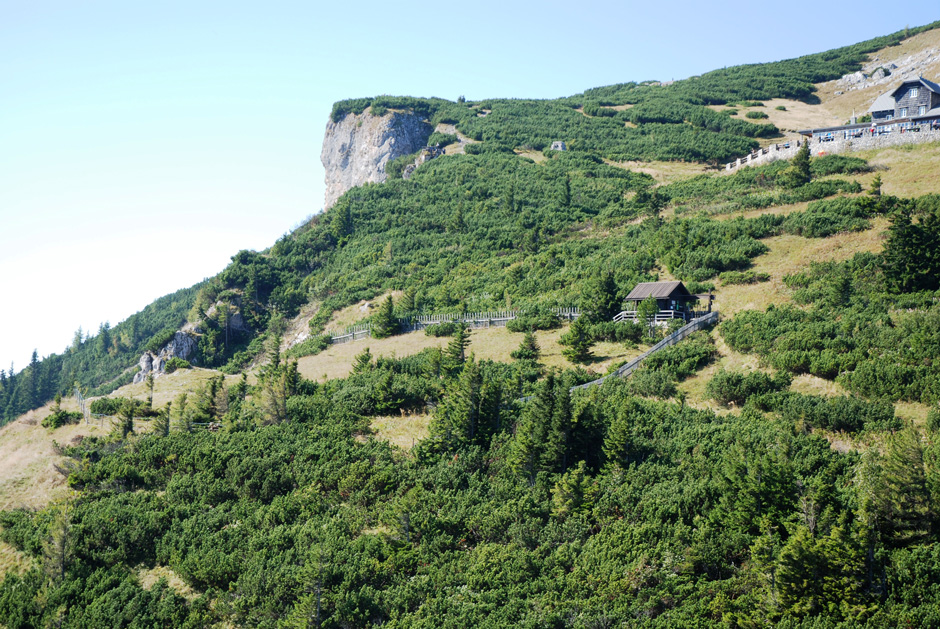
[4,22,940,629]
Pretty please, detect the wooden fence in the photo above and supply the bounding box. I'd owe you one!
[516,311,719,402]
[325,307,581,345]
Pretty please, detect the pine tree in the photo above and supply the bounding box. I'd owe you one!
[145,373,155,410]
[399,287,417,316]
[352,347,374,374]
[443,325,470,375]
[42,509,72,584]
[117,400,135,438]
[560,316,594,364]
[789,141,811,187]
[579,271,620,323]
[510,331,540,361]
[153,402,171,437]
[372,296,398,339]
[330,201,353,242]
[561,176,571,208]
[542,377,573,473]
[510,372,555,484]
[430,356,483,449]
[636,296,660,339]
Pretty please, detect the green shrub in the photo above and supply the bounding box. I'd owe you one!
[145,327,177,353]
[626,368,677,398]
[706,369,791,405]
[720,270,771,285]
[425,321,464,337]
[164,357,191,374]
[286,334,332,359]
[775,105,787,111]
[642,332,717,380]
[427,132,458,147]
[385,151,419,180]
[928,408,940,433]
[753,392,899,432]
[589,321,644,343]
[506,308,562,332]
[42,409,83,429]
[745,111,769,119]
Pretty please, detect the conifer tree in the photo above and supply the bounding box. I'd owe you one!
[542,377,573,473]
[352,347,374,374]
[153,402,171,437]
[560,316,594,364]
[510,372,555,484]
[790,140,811,187]
[579,270,620,323]
[145,373,155,410]
[510,331,540,361]
[443,325,470,375]
[372,296,398,339]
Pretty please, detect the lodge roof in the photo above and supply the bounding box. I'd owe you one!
[868,76,940,113]
[624,281,692,301]
[868,91,896,113]
[890,76,940,97]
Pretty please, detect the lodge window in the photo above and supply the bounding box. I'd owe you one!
[911,87,919,98]
[900,107,908,117]
[919,105,927,115]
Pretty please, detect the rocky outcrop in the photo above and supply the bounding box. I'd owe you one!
[834,47,939,93]
[133,331,198,383]
[321,109,432,209]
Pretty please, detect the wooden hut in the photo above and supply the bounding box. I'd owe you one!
[618,281,712,323]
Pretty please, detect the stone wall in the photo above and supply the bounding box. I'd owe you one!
[726,127,940,172]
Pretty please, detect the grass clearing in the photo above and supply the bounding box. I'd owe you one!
[894,401,934,429]
[603,159,711,185]
[138,565,199,601]
[757,98,843,135]
[369,413,432,451]
[857,143,940,198]
[324,291,401,334]
[109,367,242,410]
[0,401,109,511]
[714,218,887,317]
[790,374,847,397]
[0,539,31,576]
[676,331,763,413]
[297,324,644,384]
[515,149,547,163]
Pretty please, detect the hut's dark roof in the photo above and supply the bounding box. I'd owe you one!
[624,281,691,301]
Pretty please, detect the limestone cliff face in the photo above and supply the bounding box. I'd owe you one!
[321,109,432,209]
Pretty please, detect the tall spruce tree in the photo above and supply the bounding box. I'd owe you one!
[372,296,398,339]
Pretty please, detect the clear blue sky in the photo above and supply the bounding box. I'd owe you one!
[1,0,936,371]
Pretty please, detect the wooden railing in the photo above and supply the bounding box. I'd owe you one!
[613,309,709,323]
[570,311,719,393]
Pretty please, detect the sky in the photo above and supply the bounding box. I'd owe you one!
[1,0,936,372]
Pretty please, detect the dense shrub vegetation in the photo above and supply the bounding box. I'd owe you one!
[2,342,939,626]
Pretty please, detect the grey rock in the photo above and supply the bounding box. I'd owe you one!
[131,331,198,382]
[164,332,196,362]
[321,109,432,209]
